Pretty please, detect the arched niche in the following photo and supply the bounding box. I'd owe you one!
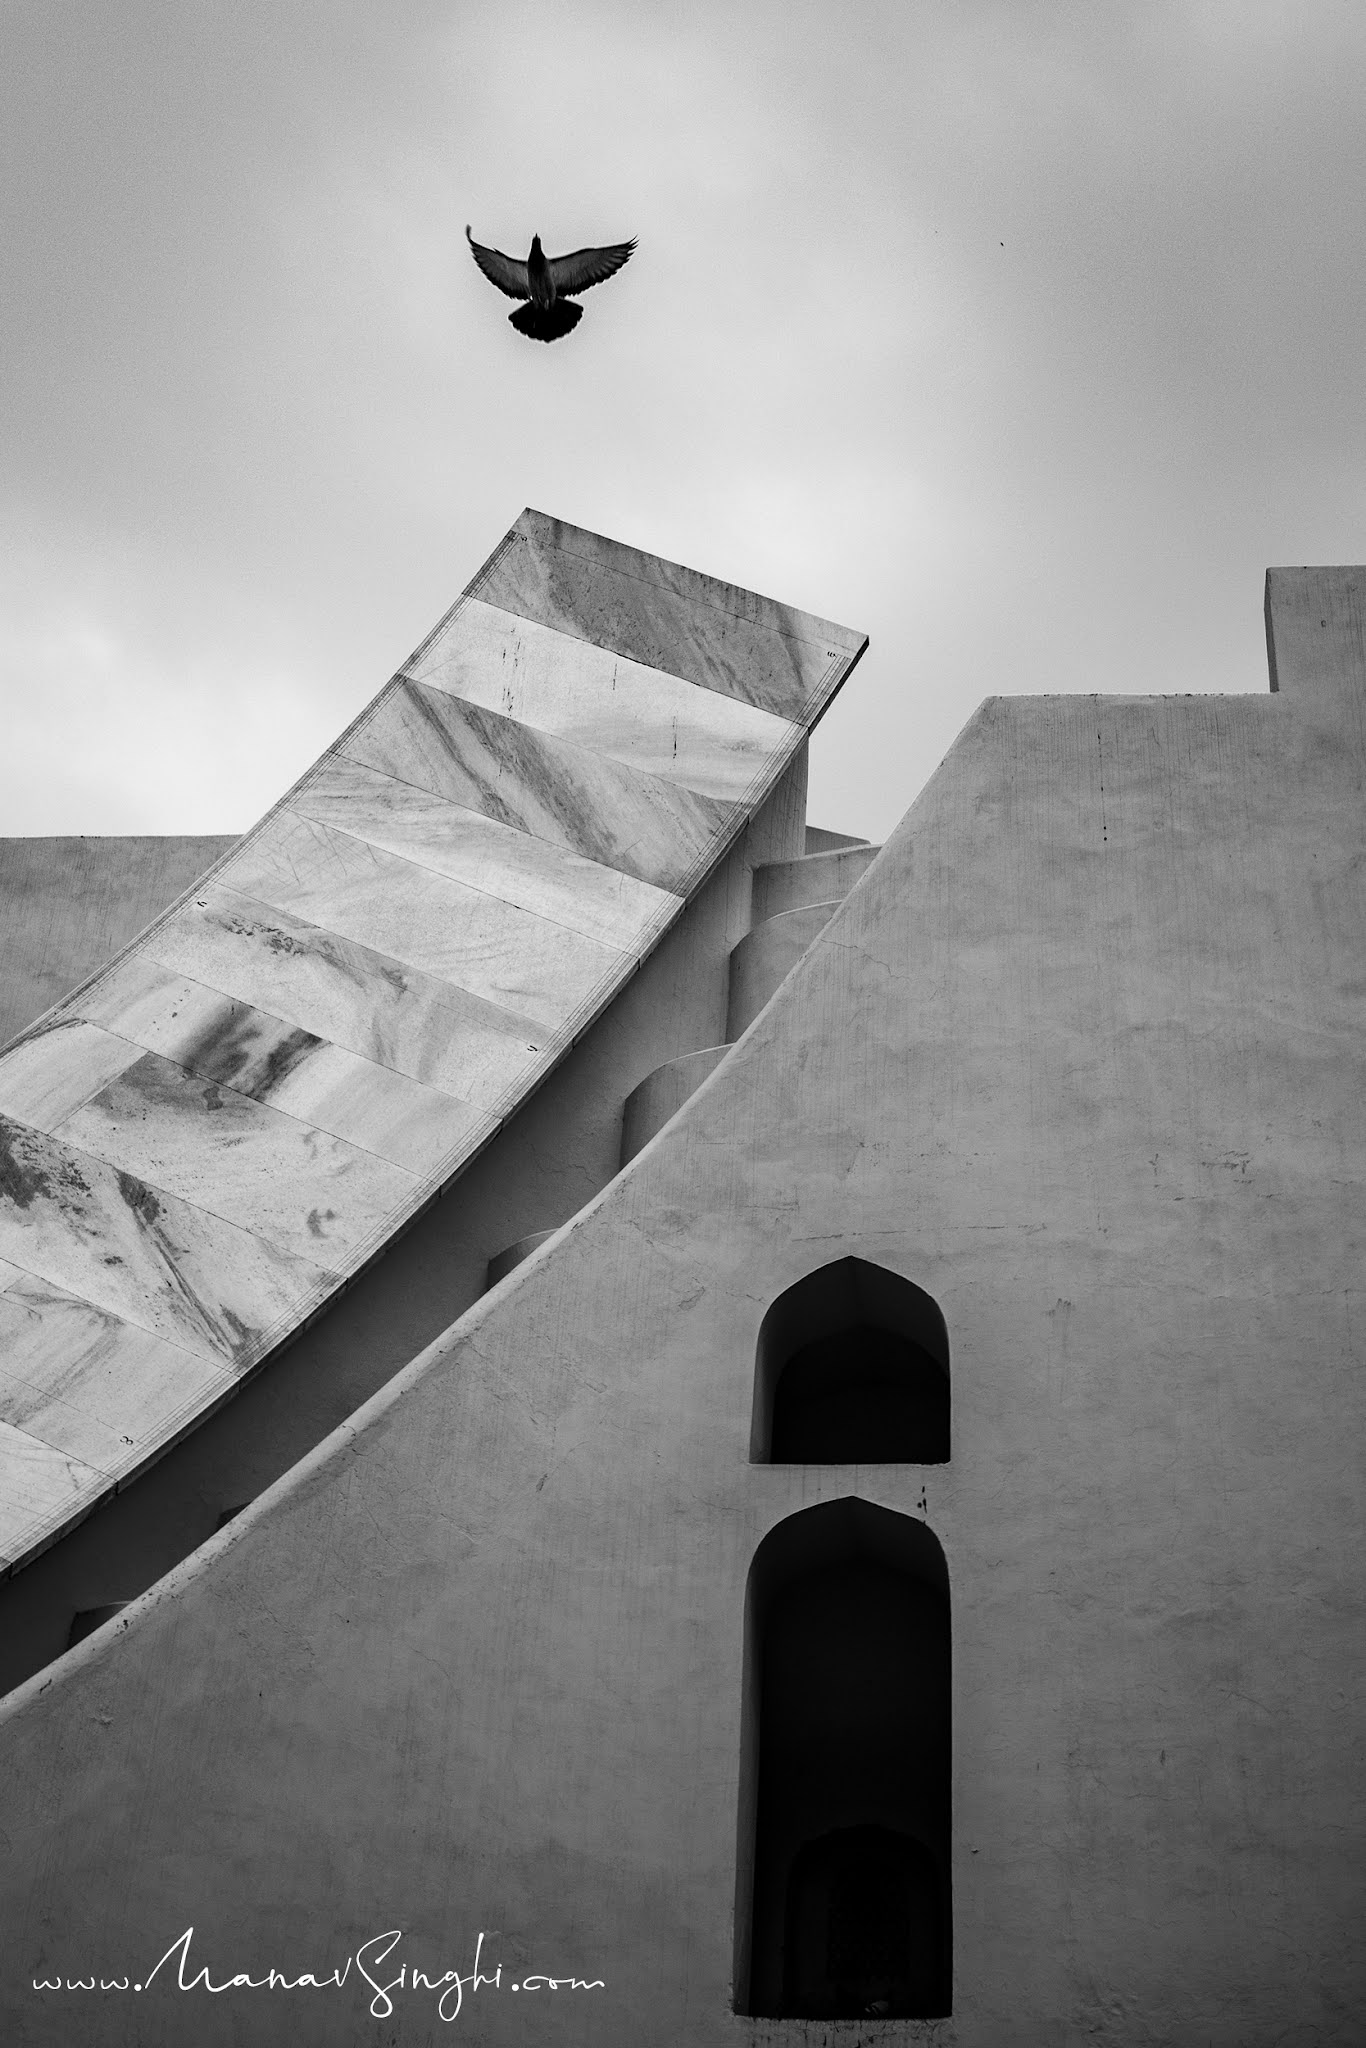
[734,1499,951,2019]
[751,1257,950,1463]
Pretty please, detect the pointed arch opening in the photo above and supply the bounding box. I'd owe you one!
[752,1258,950,1463]
[734,1499,951,2019]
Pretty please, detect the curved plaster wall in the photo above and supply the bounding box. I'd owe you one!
[619,1045,731,1166]
[725,898,843,1038]
[749,842,878,923]
[485,1228,557,1289]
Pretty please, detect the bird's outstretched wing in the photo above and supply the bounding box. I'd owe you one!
[465,226,530,301]
[548,238,637,295]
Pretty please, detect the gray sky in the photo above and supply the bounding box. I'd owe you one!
[2,0,1363,842]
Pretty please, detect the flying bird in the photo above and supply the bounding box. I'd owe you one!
[465,225,637,342]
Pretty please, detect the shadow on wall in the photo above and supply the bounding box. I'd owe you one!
[734,1498,952,2020]
[751,1258,951,1464]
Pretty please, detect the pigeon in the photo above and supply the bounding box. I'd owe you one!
[465,225,637,342]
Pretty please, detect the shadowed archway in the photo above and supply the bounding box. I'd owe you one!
[752,1258,950,1463]
[734,1498,951,2018]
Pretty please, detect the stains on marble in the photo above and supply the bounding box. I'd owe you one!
[469,509,865,723]
[221,810,629,1032]
[78,953,313,1085]
[343,680,735,895]
[293,754,680,953]
[56,1050,417,1266]
[410,599,801,802]
[0,1018,142,1132]
[0,1114,89,1214]
[0,1113,332,1366]
[183,1009,320,1097]
[75,955,486,1175]
[144,884,547,1107]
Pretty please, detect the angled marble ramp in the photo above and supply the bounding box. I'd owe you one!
[0,510,866,1573]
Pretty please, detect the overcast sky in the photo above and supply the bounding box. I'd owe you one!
[2,1,1362,842]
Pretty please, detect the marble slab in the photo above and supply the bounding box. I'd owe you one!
[0,1112,333,1365]
[292,755,680,953]
[468,508,865,724]
[344,679,735,895]
[0,1018,142,1130]
[77,952,322,1086]
[75,954,489,1178]
[143,885,546,1108]
[56,1051,418,1267]
[0,1418,109,1572]
[221,810,629,1032]
[410,599,801,802]
[0,1268,232,1476]
[258,1039,493,1178]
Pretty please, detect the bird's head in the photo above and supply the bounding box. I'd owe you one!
[530,233,543,256]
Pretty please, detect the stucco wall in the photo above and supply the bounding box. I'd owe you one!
[0,608,1361,2044]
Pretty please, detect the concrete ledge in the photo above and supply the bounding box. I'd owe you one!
[620,1045,731,1167]
[67,1602,129,1651]
[726,901,842,1039]
[804,825,870,853]
[1265,566,1366,734]
[485,1230,557,1290]
[751,844,879,923]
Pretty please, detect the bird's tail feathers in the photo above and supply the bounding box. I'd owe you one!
[510,299,583,342]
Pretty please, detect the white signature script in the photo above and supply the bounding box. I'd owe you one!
[32,1926,605,2021]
